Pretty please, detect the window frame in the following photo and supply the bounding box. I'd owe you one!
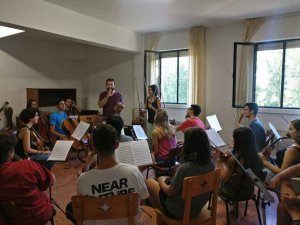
[233,38,300,109]
[144,48,189,105]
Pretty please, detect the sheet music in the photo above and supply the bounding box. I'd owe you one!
[132,140,153,166]
[269,122,281,139]
[47,140,74,161]
[133,125,148,140]
[206,129,229,153]
[115,140,153,166]
[71,121,90,140]
[206,115,222,132]
[69,115,78,120]
[116,142,136,165]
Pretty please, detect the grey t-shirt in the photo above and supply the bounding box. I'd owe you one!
[166,160,215,218]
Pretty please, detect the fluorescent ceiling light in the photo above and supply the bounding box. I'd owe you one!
[0,26,24,38]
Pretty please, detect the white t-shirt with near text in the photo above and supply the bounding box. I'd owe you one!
[77,163,149,225]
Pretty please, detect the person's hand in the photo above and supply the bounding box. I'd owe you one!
[282,195,300,205]
[60,134,68,140]
[113,102,124,114]
[107,88,115,97]
[259,152,268,166]
[268,176,281,190]
[157,176,169,184]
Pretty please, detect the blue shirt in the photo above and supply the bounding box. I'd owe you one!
[50,111,68,135]
[249,118,266,151]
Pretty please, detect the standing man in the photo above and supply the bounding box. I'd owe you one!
[98,78,124,117]
[0,132,55,225]
[176,104,205,133]
[240,102,266,151]
[49,99,68,140]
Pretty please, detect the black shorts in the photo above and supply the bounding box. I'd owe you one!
[159,190,176,218]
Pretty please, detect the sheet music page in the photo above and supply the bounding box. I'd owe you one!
[131,140,153,166]
[133,125,148,140]
[269,122,281,139]
[205,129,226,148]
[115,142,136,165]
[71,121,90,140]
[206,115,222,132]
[47,140,74,161]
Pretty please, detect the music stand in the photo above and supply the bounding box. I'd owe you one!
[228,151,275,225]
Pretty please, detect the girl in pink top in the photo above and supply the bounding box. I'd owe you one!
[152,109,177,163]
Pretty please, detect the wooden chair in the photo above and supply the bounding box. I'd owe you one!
[71,192,139,225]
[0,201,16,225]
[155,169,221,225]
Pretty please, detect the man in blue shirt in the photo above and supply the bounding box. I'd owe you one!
[50,99,68,140]
[242,102,266,151]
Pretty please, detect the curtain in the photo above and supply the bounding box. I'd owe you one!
[236,18,265,121]
[189,26,206,121]
[145,33,161,85]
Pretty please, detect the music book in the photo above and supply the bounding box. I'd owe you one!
[47,140,74,161]
[205,129,229,153]
[132,125,148,140]
[206,114,222,132]
[269,122,281,139]
[115,140,153,166]
[71,121,90,140]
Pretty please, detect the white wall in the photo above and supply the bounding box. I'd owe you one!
[0,48,82,128]
[83,59,135,124]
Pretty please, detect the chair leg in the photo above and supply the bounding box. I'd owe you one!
[225,202,231,225]
[244,200,248,216]
[235,201,239,219]
[254,198,263,225]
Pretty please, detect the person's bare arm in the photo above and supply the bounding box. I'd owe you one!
[158,176,174,196]
[50,125,67,139]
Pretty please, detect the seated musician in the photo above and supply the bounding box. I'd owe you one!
[260,120,300,180]
[65,124,149,225]
[152,109,177,165]
[146,127,215,218]
[0,132,55,225]
[106,115,133,142]
[238,102,266,151]
[26,99,52,145]
[175,104,205,132]
[219,127,263,199]
[269,164,300,225]
[15,108,54,170]
[65,97,81,116]
[49,99,68,140]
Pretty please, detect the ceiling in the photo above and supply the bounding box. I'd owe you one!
[45,0,300,33]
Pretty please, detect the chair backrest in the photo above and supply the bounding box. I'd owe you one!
[0,201,17,225]
[71,192,139,225]
[181,169,221,225]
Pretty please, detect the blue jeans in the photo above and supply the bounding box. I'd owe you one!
[29,153,55,170]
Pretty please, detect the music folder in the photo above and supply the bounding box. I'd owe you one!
[206,114,222,132]
[205,129,229,153]
[115,140,153,167]
[269,122,281,139]
[47,140,74,161]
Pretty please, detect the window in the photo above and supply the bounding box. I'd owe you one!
[144,49,189,104]
[233,39,300,109]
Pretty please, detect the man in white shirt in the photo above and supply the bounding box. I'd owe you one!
[66,124,149,225]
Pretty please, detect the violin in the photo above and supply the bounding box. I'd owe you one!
[261,136,289,157]
[30,127,47,151]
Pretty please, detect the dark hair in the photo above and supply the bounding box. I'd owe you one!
[106,78,115,84]
[0,132,17,164]
[148,84,159,96]
[19,108,38,123]
[190,104,201,116]
[233,127,262,169]
[26,99,36,109]
[106,115,124,136]
[183,127,211,165]
[291,119,300,131]
[244,102,259,116]
[55,98,65,106]
[93,124,118,155]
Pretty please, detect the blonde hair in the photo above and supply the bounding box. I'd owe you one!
[154,109,174,138]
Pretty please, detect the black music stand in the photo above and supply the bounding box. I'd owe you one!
[49,186,67,225]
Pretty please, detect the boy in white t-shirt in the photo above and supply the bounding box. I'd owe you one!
[66,124,149,225]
